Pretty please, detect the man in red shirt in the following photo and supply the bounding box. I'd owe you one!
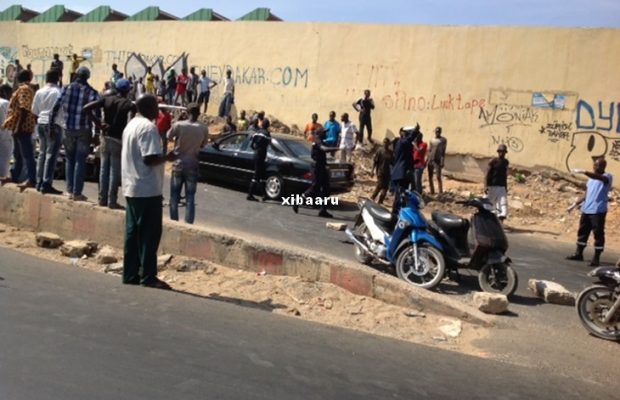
[174,68,189,106]
[156,97,172,152]
[412,133,427,194]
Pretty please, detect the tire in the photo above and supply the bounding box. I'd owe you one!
[395,243,445,290]
[353,222,373,265]
[478,263,518,297]
[576,285,620,341]
[265,174,284,200]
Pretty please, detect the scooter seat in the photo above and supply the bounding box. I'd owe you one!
[432,211,468,230]
[365,201,395,223]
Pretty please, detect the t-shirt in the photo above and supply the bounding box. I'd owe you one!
[121,116,164,198]
[176,74,189,94]
[31,84,62,125]
[304,121,323,143]
[188,74,199,92]
[323,120,341,146]
[339,122,358,150]
[413,141,428,169]
[199,76,213,93]
[354,97,375,117]
[428,136,447,165]
[156,110,172,136]
[224,77,235,94]
[167,120,209,172]
[51,59,64,75]
[374,147,393,178]
[582,173,613,214]
[487,158,509,187]
[101,95,134,140]
[237,118,248,131]
[145,73,155,94]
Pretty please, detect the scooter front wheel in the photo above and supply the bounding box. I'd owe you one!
[395,243,445,290]
[478,263,518,297]
[353,222,373,265]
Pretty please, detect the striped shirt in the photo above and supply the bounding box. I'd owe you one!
[51,80,100,131]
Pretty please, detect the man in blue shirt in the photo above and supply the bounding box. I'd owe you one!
[323,111,341,148]
[566,157,613,266]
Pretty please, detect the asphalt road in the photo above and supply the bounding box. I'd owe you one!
[1,247,617,400]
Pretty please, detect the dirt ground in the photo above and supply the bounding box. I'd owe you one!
[340,145,620,251]
[0,223,489,357]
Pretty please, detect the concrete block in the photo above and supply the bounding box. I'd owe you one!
[329,263,374,297]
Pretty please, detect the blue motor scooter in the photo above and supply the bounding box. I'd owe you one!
[346,191,446,289]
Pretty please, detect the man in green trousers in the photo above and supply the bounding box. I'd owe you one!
[121,94,175,288]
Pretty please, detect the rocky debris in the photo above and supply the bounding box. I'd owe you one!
[157,254,173,270]
[104,263,123,274]
[176,259,207,272]
[473,292,509,314]
[35,232,63,249]
[326,222,347,231]
[432,335,447,342]
[60,240,97,258]
[96,245,119,265]
[528,279,576,306]
[404,310,426,318]
[438,318,462,338]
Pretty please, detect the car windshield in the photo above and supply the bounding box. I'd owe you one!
[282,139,312,158]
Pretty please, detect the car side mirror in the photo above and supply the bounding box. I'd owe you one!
[212,142,221,151]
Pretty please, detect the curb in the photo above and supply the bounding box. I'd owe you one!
[0,185,495,326]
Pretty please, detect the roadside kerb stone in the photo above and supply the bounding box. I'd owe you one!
[35,232,63,249]
[0,185,495,326]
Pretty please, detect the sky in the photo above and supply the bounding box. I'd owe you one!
[7,0,620,28]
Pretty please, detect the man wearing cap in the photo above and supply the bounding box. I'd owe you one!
[51,66,100,201]
[84,78,136,209]
[566,157,613,266]
[485,144,510,221]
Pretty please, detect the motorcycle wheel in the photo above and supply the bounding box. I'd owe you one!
[576,285,620,341]
[353,222,373,265]
[395,243,445,290]
[478,263,518,297]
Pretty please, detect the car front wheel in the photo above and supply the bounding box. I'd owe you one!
[265,174,284,200]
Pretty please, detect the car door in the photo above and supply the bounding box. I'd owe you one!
[209,133,251,183]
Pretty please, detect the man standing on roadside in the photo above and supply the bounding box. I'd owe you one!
[12,60,24,89]
[174,68,190,106]
[371,138,393,205]
[247,119,272,202]
[145,66,155,95]
[339,113,358,163]
[566,158,613,267]
[391,124,420,214]
[323,111,341,155]
[412,133,428,194]
[304,113,323,143]
[50,54,64,87]
[110,63,122,87]
[0,84,13,185]
[68,54,86,82]
[186,67,199,104]
[2,70,37,190]
[428,126,447,194]
[353,89,375,145]
[51,67,100,201]
[32,69,63,194]
[485,144,510,221]
[84,78,136,209]
[167,103,209,224]
[218,69,235,118]
[122,94,175,288]
[198,69,217,114]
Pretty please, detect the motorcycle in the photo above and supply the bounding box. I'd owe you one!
[426,197,518,296]
[576,262,620,341]
[345,191,446,289]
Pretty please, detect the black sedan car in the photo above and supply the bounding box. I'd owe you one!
[198,132,354,199]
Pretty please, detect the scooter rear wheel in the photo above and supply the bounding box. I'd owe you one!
[395,243,445,290]
[478,263,518,297]
[576,285,620,341]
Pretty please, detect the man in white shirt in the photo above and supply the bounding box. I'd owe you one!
[218,69,235,118]
[198,69,217,114]
[32,69,63,194]
[0,84,12,183]
[339,112,359,163]
[121,94,175,288]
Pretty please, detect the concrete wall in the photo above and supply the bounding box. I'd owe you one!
[1,21,618,181]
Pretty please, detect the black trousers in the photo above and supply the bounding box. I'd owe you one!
[371,174,390,204]
[359,115,372,143]
[391,179,409,215]
[123,196,163,284]
[304,168,330,210]
[577,213,606,251]
[248,158,266,197]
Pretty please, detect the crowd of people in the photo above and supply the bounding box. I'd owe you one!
[0,59,612,288]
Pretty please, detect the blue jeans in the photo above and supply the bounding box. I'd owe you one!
[98,136,122,205]
[170,169,198,224]
[218,93,234,117]
[414,167,424,194]
[10,133,36,184]
[64,129,91,196]
[36,124,63,190]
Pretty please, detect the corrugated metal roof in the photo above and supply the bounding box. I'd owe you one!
[237,7,282,21]
[183,8,228,21]
[0,5,39,21]
[76,5,127,22]
[126,6,177,21]
[28,5,82,23]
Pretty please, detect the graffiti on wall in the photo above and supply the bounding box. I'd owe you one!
[489,135,524,153]
[539,121,572,143]
[576,100,619,133]
[379,91,485,114]
[479,103,540,131]
[198,64,309,88]
[124,52,188,81]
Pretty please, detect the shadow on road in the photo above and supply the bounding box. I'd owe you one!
[172,289,288,313]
